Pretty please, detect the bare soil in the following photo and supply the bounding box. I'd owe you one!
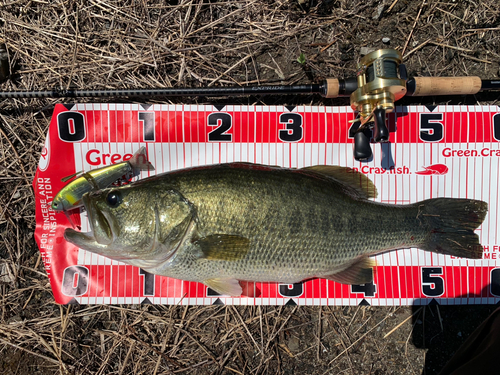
[0,1,499,374]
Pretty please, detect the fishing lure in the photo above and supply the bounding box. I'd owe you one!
[52,146,154,212]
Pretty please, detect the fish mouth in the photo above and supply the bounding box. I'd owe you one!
[64,193,126,260]
[83,192,114,245]
[64,226,129,261]
[64,193,113,248]
[64,227,98,248]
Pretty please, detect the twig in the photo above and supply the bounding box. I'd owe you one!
[428,42,473,53]
[207,54,252,87]
[402,0,426,56]
[403,38,431,59]
[118,341,136,375]
[231,306,262,355]
[459,53,492,64]
[0,337,73,370]
[386,0,401,13]
[383,307,423,339]
[317,307,322,361]
[319,38,338,53]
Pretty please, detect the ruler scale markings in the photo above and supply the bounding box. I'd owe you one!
[494,105,499,245]
[38,105,500,304]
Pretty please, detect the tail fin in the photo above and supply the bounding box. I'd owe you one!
[129,147,155,172]
[418,198,488,259]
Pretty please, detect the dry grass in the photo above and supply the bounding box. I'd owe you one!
[0,0,499,374]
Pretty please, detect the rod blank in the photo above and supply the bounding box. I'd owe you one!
[0,77,497,100]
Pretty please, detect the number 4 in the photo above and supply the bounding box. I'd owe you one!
[493,113,500,141]
[351,282,377,297]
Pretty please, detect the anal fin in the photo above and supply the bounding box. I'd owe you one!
[323,258,376,285]
[204,278,243,296]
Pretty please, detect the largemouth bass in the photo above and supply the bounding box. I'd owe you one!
[64,163,488,296]
[52,146,154,211]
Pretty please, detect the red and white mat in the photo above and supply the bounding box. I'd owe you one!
[34,103,500,305]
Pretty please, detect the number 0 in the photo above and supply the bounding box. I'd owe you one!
[57,112,86,142]
[61,266,89,296]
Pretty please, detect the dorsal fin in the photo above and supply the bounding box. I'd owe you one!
[301,165,378,199]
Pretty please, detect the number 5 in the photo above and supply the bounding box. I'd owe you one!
[421,267,444,297]
[420,113,444,142]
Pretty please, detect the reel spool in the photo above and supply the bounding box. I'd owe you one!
[350,49,407,161]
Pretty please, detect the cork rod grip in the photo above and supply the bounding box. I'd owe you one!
[411,76,482,96]
[324,78,340,98]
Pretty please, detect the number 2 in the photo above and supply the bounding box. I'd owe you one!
[208,113,232,141]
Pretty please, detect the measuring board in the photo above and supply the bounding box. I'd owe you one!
[34,103,500,306]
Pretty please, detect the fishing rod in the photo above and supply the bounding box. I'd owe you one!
[1,49,499,160]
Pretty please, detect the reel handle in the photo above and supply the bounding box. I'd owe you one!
[353,127,373,161]
[373,108,389,143]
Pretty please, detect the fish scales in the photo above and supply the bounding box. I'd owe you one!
[122,165,425,281]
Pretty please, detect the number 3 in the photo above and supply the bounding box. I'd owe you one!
[279,113,303,142]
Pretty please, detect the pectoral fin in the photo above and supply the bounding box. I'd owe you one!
[324,258,376,285]
[204,278,243,296]
[194,234,250,261]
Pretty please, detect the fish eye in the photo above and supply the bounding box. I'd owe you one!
[106,191,122,207]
